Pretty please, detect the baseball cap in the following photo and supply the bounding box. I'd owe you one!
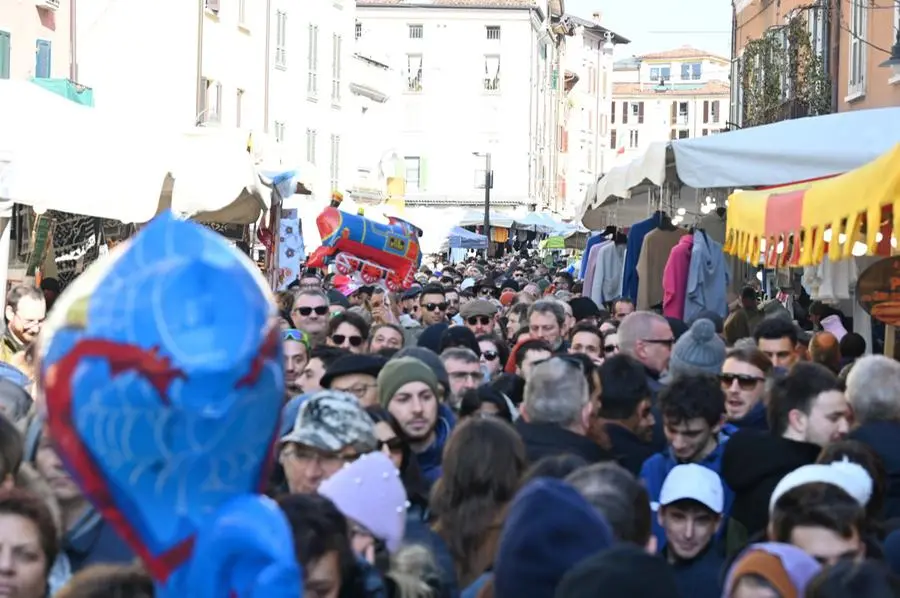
[769,458,873,514]
[657,463,724,514]
[281,389,377,453]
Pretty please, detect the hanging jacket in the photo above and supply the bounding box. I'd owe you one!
[685,230,729,323]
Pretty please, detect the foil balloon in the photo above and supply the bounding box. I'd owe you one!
[306,207,422,291]
[39,211,301,597]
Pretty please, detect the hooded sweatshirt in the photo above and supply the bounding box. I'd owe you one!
[684,230,729,323]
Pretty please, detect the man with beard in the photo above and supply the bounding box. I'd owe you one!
[1,285,45,365]
[377,356,453,486]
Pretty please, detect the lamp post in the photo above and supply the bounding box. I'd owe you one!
[879,26,900,77]
[473,152,492,252]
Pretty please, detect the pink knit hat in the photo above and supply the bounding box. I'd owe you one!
[318,451,408,553]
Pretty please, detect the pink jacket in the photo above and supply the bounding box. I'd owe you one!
[663,234,694,319]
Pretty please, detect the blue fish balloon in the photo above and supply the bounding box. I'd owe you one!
[39,211,301,597]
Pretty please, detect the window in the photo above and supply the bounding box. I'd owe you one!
[622,102,628,124]
[308,24,319,96]
[486,26,501,40]
[306,128,317,164]
[678,129,689,139]
[848,0,867,96]
[205,0,219,13]
[200,79,221,122]
[330,134,341,192]
[610,101,616,124]
[711,100,720,123]
[238,0,247,25]
[355,21,362,40]
[332,34,342,103]
[274,121,285,143]
[730,56,744,126]
[0,31,10,80]
[680,62,702,80]
[275,11,287,69]
[213,81,222,122]
[35,40,51,78]
[484,55,500,92]
[702,128,709,136]
[197,77,209,122]
[404,157,421,192]
[807,6,826,60]
[678,101,688,125]
[408,24,423,39]
[610,129,617,149]
[588,66,597,94]
[406,54,423,92]
[649,65,670,81]
[630,103,640,117]
[236,89,244,127]
[628,129,639,149]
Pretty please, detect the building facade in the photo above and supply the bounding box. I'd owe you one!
[355,0,566,210]
[557,13,627,216]
[730,0,899,126]
[0,0,71,80]
[604,46,730,167]
[269,0,354,200]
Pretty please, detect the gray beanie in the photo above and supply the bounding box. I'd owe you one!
[668,318,726,378]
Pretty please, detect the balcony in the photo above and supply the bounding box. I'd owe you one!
[349,53,397,104]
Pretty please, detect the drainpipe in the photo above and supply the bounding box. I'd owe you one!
[528,16,535,202]
[195,0,205,124]
[828,0,840,112]
[263,0,271,132]
[69,0,78,81]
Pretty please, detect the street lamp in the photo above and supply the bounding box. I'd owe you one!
[473,151,492,251]
[880,27,900,77]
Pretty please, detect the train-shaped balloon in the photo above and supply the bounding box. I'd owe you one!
[306,207,423,291]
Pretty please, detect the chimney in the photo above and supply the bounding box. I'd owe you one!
[591,11,602,24]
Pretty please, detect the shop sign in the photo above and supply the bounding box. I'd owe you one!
[857,256,900,326]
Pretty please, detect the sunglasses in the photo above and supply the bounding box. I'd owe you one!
[377,437,404,453]
[603,344,618,353]
[294,305,329,317]
[423,302,448,312]
[332,334,364,347]
[467,316,492,326]
[720,373,765,390]
[482,350,499,361]
[282,328,310,347]
[479,288,494,295]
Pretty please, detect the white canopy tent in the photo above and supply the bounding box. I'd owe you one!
[458,209,515,229]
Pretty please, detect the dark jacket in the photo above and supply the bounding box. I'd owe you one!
[515,420,613,465]
[720,430,821,538]
[851,420,900,520]
[669,543,726,598]
[604,422,657,476]
[722,402,769,435]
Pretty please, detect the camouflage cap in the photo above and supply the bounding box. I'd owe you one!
[281,390,377,453]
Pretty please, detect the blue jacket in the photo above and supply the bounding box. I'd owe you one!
[415,403,456,487]
[640,436,734,552]
[684,230,729,323]
[622,212,663,302]
[722,402,768,435]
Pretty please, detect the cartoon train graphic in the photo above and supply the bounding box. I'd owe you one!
[306,207,423,291]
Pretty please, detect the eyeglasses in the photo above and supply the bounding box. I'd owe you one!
[604,344,619,354]
[482,350,499,361]
[377,437,404,453]
[641,338,676,348]
[294,305,329,317]
[282,328,310,347]
[479,288,494,296]
[423,302,448,312]
[720,373,765,390]
[467,316,492,326]
[332,334,364,347]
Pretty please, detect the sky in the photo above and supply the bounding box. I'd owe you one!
[565,0,734,59]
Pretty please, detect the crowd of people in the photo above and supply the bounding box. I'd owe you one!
[0,250,898,597]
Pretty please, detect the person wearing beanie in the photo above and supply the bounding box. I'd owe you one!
[724,543,821,598]
[318,452,408,555]
[377,357,453,487]
[666,318,727,380]
[493,478,615,598]
[554,544,679,598]
[568,297,604,327]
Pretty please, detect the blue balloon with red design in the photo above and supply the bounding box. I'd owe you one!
[39,211,301,597]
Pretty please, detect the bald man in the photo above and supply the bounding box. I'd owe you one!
[809,332,841,374]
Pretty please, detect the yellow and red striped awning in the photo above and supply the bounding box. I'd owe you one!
[725,144,900,267]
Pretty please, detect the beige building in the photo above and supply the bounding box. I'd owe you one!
[0,0,71,80]
[605,46,730,169]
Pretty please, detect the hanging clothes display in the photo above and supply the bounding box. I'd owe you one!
[700,210,753,293]
[622,212,664,302]
[685,230,729,322]
[590,240,626,305]
[580,233,605,278]
[801,255,858,302]
[582,241,607,302]
[636,227,689,310]
[663,234,694,319]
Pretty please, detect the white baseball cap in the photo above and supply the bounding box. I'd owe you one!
[657,464,724,514]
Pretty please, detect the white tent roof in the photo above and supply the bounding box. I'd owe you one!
[672,107,900,188]
[577,141,669,217]
[458,209,515,228]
